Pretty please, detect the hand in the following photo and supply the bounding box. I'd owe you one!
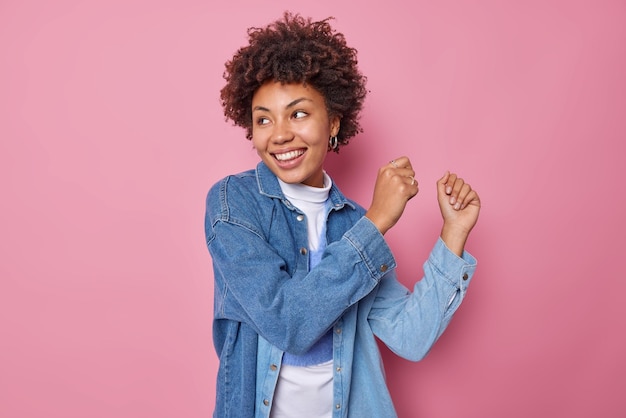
[437,171,481,255]
[365,156,419,235]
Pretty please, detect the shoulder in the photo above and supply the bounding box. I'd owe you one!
[208,168,257,197]
[206,169,276,224]
[206,168,261,220]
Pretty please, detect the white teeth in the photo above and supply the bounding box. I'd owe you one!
[275,150,304,161]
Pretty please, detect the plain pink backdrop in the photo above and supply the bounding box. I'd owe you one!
[1,0,625,417]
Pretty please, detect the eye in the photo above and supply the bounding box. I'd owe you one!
[293,110,308,119]
[256,116,270,126]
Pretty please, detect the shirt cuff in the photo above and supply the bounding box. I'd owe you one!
[344,216,397,282]
[428,237,477,291]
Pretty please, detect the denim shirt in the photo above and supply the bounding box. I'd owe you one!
[205,162,477,418]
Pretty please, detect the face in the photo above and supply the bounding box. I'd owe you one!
[251,81,340,188]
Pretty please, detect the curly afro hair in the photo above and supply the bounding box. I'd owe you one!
[220,12,368,152]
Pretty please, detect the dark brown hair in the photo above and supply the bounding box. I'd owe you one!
[220,12,367,152]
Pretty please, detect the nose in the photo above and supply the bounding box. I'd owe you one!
[271,119,294,144]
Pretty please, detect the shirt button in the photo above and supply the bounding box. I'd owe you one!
[380,264,388,272]
[336,404,341,410]
[263,399,269,406]
[335,328,342,334]
[296,214,304,221]
[336,366,342,372]
[300,247,308,255]
[270,364,277,371]
[462,273,469,280]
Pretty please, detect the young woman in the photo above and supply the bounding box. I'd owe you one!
[205,12,481,418]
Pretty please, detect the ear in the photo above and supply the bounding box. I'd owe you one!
[330,115,341,137]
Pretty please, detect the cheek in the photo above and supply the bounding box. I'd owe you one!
[300,124,329,146]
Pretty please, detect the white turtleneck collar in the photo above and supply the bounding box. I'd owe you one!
[277,172,332,203]
[278,172,332,252]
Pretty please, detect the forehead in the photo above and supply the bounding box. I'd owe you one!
[252,81,325,108]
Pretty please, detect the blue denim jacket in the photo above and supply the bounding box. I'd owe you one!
[205,162,477,418]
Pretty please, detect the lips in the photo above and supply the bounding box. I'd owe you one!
[274,149,305,161]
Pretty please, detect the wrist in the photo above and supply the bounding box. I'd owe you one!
[365,211,391,235]
[440,223,471,257]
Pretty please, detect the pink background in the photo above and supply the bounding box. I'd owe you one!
[1,0,625,417]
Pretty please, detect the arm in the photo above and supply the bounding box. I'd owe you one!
[368,238,476,361]
[206,181,395,355]
[365,162,481,360]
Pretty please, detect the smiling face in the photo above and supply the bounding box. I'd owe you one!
[251,81,340,188]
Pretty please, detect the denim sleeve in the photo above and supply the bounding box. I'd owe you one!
[207,190,395,355]
[367,237,477,361]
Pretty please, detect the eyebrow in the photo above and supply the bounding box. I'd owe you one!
[252,97,312,113]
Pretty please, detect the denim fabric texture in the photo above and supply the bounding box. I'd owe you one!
[205,162,477,418]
